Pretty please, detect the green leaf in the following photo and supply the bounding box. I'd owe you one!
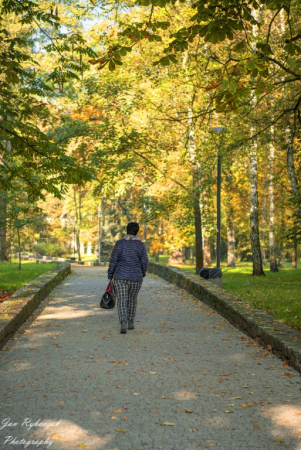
[247,60,256,70]
[284,43,296,56]
[109,60,116,71]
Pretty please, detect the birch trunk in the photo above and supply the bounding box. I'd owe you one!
[269,132,278,272]
[250,139,265,276]
[227,207,235,267]
[249,14,264,276]
[287,143,301,229]
[261,161,268,266]
[0,140,11,261]
[278,208,286,267]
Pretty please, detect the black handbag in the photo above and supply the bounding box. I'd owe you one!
[100,281,116,309]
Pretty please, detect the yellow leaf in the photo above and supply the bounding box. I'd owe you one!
[112,409,123,413]
[161,422,175,426]
[116,429,127,433]
[240,403,252,407]
[224,411,233,413]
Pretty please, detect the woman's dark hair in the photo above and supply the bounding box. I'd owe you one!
[127,222,139,236]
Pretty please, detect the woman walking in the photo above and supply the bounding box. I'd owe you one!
[108,222,148,334]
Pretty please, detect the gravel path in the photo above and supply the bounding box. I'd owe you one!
[0,267,301,450]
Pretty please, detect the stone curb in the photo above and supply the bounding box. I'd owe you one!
[0,262,71,349]
[148,262,301,373]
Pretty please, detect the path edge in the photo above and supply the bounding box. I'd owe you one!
[148,262,301,373]
[0,262,71,349]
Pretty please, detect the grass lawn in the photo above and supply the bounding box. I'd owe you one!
[0,260,57,294]
[150,256,301,330]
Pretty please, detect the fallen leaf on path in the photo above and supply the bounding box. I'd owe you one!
[116,429,127,433]
[185,409,193,414]
[240,403,252,407]
[284,372,294,378]
[224,411,233,413]
[161,423,175,426]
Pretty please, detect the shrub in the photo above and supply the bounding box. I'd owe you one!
[33,243,67,257]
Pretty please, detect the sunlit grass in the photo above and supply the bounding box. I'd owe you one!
[0,260,57,293]
[150,256,301,329]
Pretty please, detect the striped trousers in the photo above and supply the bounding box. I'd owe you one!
[114,279,142,323]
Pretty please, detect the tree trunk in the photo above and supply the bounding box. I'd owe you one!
[287,143,301,229]
[227,207,235,267]
[0,194,8,261]
[0,140,11,261]
[292,233,298,269]
[192,163,203,273]
[183,51,203,274]
[269,135,278,272]
[168,248,185,264]
[203,235,212,267]
[250,139,265,276]
[261,160,268,266]
[73,187,81,262]
[184,247,191,261]
[17,227,21,270]
[278,208,286,267]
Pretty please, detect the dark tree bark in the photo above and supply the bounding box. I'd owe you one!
[73,188,81,262]
[292,233,298,269]
[0,194,8,261]
[250,140,265,276]
[227,207,235,267]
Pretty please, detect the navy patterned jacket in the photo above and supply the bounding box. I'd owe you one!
[108,235,148,282]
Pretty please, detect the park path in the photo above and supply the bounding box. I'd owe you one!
[0,267,301,450]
